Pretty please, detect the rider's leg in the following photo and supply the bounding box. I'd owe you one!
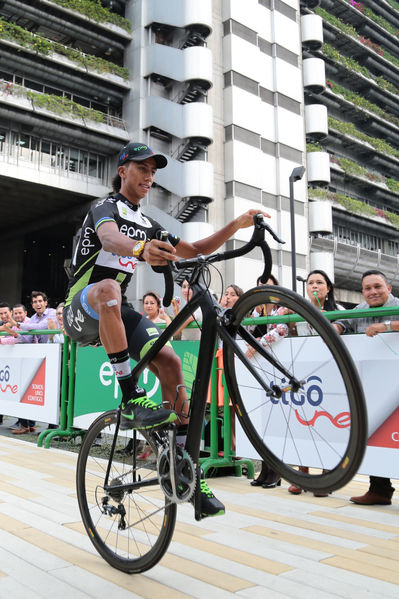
[86,281,176,430]
[149,347,225,518]
[149,346,189,425]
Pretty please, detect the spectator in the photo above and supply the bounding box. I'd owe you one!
[18,291,56,343]
[142,292,172,326]
[333,269,399,506]
[1,304,33,346]
[0,303,19,343]
[14,291,55,435]
[0,301,11,326]
[172,279,202,341]
[288,269,343,496]
[220,284,243,309]
[48,302,66,343]
[248,274,284,489]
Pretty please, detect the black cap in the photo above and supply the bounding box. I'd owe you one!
[118,142,168,169]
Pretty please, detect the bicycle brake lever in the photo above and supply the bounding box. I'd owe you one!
[152,230,174,307]
[253,214,285,244]
[264,222,285,244]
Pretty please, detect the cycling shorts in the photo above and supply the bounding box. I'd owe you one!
[63,286,164,361]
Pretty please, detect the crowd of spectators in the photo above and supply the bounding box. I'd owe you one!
[2,272,398,506]
[248,268,399,507]
[0,291,65,434]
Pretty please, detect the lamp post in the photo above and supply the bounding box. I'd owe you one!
[289,165,306,292]
[296,275,306,297]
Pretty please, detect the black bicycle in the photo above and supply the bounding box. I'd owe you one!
[76,215,367,573]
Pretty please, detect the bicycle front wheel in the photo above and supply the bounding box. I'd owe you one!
[223,286,367,493]
[76,410,176,573]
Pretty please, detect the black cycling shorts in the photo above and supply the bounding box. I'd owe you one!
[63,286,164,361]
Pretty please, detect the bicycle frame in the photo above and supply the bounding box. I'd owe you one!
[103,215,288,489]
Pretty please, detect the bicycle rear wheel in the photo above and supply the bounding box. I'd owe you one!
[223,286,367,493]
[76,410,176,573]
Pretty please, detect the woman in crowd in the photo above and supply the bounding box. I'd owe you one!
[143,292,172,326]
[288,269,343,496]
[220,284,243,310]
[172,279,202,341]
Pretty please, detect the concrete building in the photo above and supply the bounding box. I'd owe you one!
[1,0,399,308]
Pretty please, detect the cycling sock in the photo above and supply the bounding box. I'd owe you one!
[108,348,134,398]
[176,424,188,448]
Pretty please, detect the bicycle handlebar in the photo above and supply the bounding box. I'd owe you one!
[151,230,175,307]
[154,214,285,306]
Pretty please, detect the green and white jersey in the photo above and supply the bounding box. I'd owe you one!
[65,192,180,306]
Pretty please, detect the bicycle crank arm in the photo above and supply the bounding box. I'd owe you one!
[167,428,178,501]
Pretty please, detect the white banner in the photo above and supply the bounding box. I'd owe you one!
[236,332,399,478]
[0,344,61,424]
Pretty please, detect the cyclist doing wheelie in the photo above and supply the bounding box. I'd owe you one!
[63,141,269,517]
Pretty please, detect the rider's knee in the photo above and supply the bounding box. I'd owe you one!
[91,279,121,312]
[95,279,121,302]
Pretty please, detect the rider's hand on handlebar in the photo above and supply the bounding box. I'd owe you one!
[235,209,270,230]
[142,239,178,266]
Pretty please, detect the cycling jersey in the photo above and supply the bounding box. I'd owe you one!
[65,192,180,306]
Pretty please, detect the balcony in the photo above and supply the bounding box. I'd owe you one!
[311,235,399,292]
[144,0,212,36]
[305,104,328,140]
[145,43,212,88]
[0,0,131,59]
[307,151,330,185]
[145,96,213,144]
[301,14,324,51]
[154,157,214,201]
[0,81,129,151]
[303,58,326,94]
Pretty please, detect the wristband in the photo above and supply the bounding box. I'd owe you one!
[384,321,392,332]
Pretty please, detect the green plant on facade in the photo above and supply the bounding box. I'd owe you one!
[316,7,399,75]
[0,18,128,80]
[322,42,399,95]
[48,0,131,32]
[386,179,399,194]
[326,79,399,128]
[330,154,385,184]
[306,142,323,153]
[308,188,399,229]
[328,116,399,160]
[5,84,105,123]
[386,0,399,13]
[342,0,399,39]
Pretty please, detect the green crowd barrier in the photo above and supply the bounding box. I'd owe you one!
[3,303,399,474]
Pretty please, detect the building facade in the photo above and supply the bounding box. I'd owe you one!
[1,0,399,307]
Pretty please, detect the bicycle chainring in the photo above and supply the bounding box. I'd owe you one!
[157,445,196,504]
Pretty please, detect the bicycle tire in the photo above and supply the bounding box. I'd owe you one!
[76,410,176,573]
[223,286,368,493]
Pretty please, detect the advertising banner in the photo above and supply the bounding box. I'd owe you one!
[73,341,200,429]
[236,332,399,478]
[0,344,61,424]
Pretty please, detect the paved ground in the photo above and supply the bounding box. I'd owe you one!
[0,421,398,598]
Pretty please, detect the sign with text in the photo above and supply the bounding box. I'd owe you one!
[0,344,61,423]
[236,332,399,478]
[73,341,199,429]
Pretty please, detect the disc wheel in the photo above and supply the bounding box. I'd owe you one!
[223,286,368,493]
[76,410,176,573]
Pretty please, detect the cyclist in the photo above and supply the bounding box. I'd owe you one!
[63,141,269,517]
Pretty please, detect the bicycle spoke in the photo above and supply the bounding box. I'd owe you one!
[223,286,367,492]
[76,411,176,573]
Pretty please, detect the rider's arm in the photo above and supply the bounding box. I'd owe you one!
[174,209,270,259]
[97,222,177,266]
